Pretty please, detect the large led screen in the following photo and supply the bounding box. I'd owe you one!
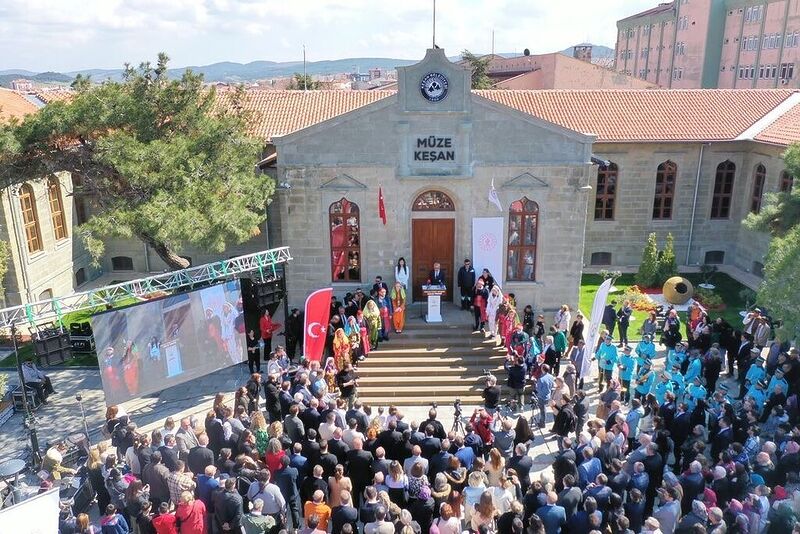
[92,280,246,405]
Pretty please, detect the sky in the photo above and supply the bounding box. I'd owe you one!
[1,0,658,73]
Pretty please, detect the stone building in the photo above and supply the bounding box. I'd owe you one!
[2,50,800,315]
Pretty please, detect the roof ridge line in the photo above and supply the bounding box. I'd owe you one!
[736,92,800,141]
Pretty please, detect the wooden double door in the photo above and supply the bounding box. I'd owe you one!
[412,219,455,302]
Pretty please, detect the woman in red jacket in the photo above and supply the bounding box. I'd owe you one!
[174,491,206,534]
[258,309,281,357]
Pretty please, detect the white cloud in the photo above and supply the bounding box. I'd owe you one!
[0,0,658,71]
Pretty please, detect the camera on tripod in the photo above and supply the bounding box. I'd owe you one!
[453,398,462,416]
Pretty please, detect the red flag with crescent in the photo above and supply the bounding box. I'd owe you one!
[303,287,333,362]
[378,186,387,225]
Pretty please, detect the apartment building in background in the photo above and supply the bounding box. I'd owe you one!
[616,0,800,88]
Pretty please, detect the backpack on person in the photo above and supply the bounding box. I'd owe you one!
[110,424,128,449]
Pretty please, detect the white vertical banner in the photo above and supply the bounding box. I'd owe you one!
[581,277,614,378]
[472,217,505,285]
[0,487,60,534]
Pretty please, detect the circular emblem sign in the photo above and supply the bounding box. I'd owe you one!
[420,72,449,102]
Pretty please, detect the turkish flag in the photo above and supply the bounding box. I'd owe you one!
[303,287,333,362]
[378,186,387,225]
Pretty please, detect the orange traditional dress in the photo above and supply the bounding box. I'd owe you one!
[332,328,351,371]
[390,285,406,333]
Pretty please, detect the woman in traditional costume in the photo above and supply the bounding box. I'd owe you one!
[390,282,407,334]
[355,310,371,356]
[364,300,382,349]
[486,286,504,338]
[332,328,351,370]
[345,316,364,362]
[121,340,140,396]
[323,357,338,392]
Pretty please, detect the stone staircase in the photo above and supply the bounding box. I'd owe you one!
[355,305,508,406]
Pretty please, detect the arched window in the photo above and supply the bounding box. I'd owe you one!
[329,198,361,282]
[47,177,68,240]
[750,163,766,214]
[111,256,134,271]
[653,161,677,220]
[779,170,794,193]
[38,289,53,301]
[18,184,43,253]
[594,162,618,220]
[507,197,539,281]
[711,161,736,219]
[412,190,455,211]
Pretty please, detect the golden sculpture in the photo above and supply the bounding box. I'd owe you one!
[663,276,694,305]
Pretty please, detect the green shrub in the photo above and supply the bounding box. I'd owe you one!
[657,233,678,283]
[636,233,660,288]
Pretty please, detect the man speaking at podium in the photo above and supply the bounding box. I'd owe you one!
[428,262,446,286]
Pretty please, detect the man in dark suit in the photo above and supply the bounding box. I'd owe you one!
[372,276,389,295]
[212,477,244,534]
[289,443,308,478]
[317,441,339,478]
[457,259,476,310]
[711,417,733,460]
[274,455,301,531]
[158,435,180,472]
[187,434,215,476]
[671,403,692,469]
[417,409,446,440]
[302,429,321,468]
[376,421,404,461]
[372,447,392,477]
[428,262,446,286]
[300,465,329,505]
[345,402,370,434]
[328,428,350,465]
[557,474,583,518]
[346,438,374,506]
[420,426,442,460]
[508,444,534,494]
[331,490,359,534]
[278,382,294,418]
[428,440,452,482]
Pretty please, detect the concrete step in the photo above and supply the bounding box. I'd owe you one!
[357,355,506,367]
[357,384,485,395]
[356,395,485,407]
[354,365,503,376]
[358,375,489,388]
[370,339,502,349]
[361,346,505,357]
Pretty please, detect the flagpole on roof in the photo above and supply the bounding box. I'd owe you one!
[432,0,436,48]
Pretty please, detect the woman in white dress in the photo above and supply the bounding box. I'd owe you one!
[486,285,504,337]
[394,257,410,289]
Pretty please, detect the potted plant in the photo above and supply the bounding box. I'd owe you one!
[0,374,12,427]
[698,264,717,290]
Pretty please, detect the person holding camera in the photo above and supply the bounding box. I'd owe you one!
[482,375,501,413]
[336,363,359,410]
[505,355,527,409]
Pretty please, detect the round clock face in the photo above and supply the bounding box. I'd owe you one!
[420,72,449,102]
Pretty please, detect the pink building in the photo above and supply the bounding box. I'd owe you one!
[616,0,800,88]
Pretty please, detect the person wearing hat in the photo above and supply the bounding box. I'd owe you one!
[636,334,656,364]
[654,371,675,405]
[685,376,707,412]
[740,352,766,400]
[684,350,703,385]
[666,342,688,373]
[618,346,637,404]
[745,379,769,411]
[595,335,619,392]
[634,360,655,401]
[669,364,685,399]
[766,368,788,397]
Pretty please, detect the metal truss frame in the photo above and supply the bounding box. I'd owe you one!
[0,247,292,327]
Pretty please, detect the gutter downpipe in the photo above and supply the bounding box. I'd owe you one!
[686,143,708,266]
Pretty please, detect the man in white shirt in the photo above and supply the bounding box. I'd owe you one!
[318,412,338,442]
[342,418,365,449]
[21,360,55,404]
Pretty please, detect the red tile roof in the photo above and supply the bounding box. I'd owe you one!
[0,88,38,124]
[475,89,798,143]
[754,102,800,146]
[218,90,395,141]
[225,88,800,146]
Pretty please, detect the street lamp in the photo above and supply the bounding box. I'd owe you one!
[11,324,42,467]
[75,392,90,446]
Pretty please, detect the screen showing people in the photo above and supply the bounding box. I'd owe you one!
[92,280,246,405]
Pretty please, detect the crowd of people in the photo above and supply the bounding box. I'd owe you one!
[53,259,800,534]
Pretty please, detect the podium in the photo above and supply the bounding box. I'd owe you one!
[422,285,446,323]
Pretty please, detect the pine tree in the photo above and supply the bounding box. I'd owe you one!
[0,54,272,270]
[658,232,678,283]
[636,233,660,288]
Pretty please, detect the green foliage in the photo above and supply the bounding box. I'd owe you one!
[744,143,800,338]
[657,232,678,283]
[636,233,660,287]
[287,73,321,90]
[0,240,8,301]
[461,50,492,89]
[694,287,724,309]
[0,53,272,270]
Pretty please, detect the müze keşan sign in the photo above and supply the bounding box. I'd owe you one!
[413,136,455,162]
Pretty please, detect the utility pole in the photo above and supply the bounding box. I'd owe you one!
[303,44,307,91]
[492,29,495,56]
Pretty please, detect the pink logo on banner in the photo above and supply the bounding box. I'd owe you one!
[479,233,498,252]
